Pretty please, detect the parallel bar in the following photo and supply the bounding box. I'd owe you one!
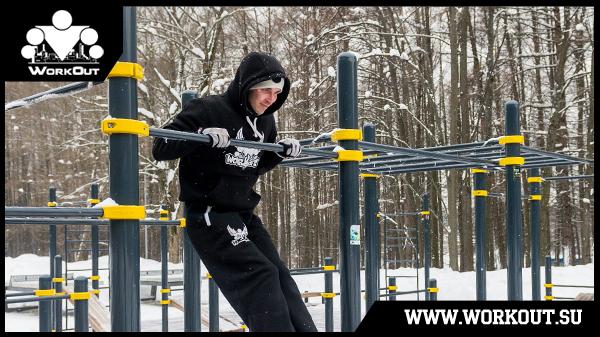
[5,207,103,217]
[5,218,181,226]
[522,146,594,165]
[149,128,338,159]
[542,175,594,181]
[5,81,104,112]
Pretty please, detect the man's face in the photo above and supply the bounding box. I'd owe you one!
[248,88,281,115]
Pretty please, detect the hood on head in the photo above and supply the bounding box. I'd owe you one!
[226,52,290,118]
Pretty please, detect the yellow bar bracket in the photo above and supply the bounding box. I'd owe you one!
[160,300,171,305]
[107,61,144,80]
[101,118,150,137]
[331,129,363,141]
[35,289,56,297]
[544,295,554,301]
[89,275,101,281]
[359,173,379,179]
[470,168,488,174]
[322,265,335,271]
[427,287,439,293]
[206,273,212,279]
[52,277,65,283]
[387,286,397,291]
[100,205,146,220]
[528,177,544,183]
[529,195,542,201]
[160,289,171,294]
[87,198,100,205]
[47,201,57,207]
[70,292,91,300]
[499,157,525,166]
[420,211,430,216]
[472,190,488,197]
[544,283,553,288]
[335,150,363,162]
[179,218,187,228]
[498,135,525,145]
[321,292,336,299]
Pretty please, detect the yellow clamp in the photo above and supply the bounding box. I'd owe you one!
[100,205,146,220]
[528,177,544,183]
[107,61,144,80]
[70,292,91,300]
[47,201,58,207]
[321,292,336,299]
[52,277,64,283]
[376,213,382,218]
[322,265,335,271]
[179,218,187,228]
[420,211,430,216]
[241,325,248,330]
[498,157,525,166]
[159,209,169,221]
[88,198,100,205]
[101,118,150,137]
[472,190,488,197]
[160,300,171,305]
[427,287,439,293]
[498,135,525,145]
[470,168,488,174]
[387,286,397,291]
[206,273,212,279]
[35,289,56,297]
[544,295,554,301]
[89,275,101,281]
[91,289,101,295]
[544,283,553,288]
[335,150,363,162]
[160,289,171,294]
[529,195,542,201]
[331,129,363,141]
[359,173,379,178]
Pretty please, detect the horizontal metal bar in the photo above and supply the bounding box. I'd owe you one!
[5,207,103,217]
[552,284,593,288]
[69,249,109,252]
[385,228,418,231]
[6,217,181,226]
[149,127,338,159]
[5,81,104,112]
[379,289,427,296]
[385,244,416,248]
[5,294,71,304]
[359,141,499,167]
[385,259,418,263]
[381,212,421,216]
[522,146,594,165]
[543,175,594,181]
[290,269,339,275]
[386,275,418,278]
[5,292,36,298]
[298,134,332,145]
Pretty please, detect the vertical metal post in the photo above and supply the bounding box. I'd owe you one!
[422,193,431,301]
[504,100,523,300]
[182,90,202,332]
[362,123,379,311]
[529,168,542,301]
[472,169,487,301]
[39,275,52,332]
[208,274,219,332]
[324,257,334,333]
[48,188,57,278]
[160,207,169,332]
[337,52,361,332]
[90,184,100,298]
[53,255,63,332]
[108,7,140,331]
[388,277,396,301]
[428,279,438,301]
[544,256,553,301]
[74,276,89,332]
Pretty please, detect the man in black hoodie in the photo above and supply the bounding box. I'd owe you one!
[152,52,317,332]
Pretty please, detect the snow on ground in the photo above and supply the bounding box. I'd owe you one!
[4,254,594,331]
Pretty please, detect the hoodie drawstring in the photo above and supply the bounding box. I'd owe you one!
[204,205,212,227]
[246,116,264,142]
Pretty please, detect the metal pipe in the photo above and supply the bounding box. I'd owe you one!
[5,81,104,112]
[5,207,103,217]
[363,123,379,311]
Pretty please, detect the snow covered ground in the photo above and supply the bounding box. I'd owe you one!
[4,254,594,332]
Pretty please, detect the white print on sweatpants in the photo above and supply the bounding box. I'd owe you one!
[227,225,250,246]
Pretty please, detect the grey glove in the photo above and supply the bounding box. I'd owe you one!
[277,138,302,158]
[199,127,230,148]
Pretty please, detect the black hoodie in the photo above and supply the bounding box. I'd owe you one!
[152,52,290,211]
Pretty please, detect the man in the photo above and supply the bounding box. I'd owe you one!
[152,52,317,332]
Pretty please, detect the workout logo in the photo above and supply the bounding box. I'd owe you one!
[225,128,262,169]
[227,225,250,246]
[21,10,103,76]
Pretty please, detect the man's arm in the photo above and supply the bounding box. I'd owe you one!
[152,100,206,161]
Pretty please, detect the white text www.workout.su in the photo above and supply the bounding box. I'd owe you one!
[404,309,582,326]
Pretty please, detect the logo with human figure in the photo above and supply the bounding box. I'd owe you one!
[21,10,103,64]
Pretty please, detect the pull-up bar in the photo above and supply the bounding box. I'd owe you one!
[5,81,104,112]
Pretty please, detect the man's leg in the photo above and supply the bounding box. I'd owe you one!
[185,206,295,331]
[245,213,319,332]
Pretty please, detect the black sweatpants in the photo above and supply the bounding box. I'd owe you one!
[184,203,318,332]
